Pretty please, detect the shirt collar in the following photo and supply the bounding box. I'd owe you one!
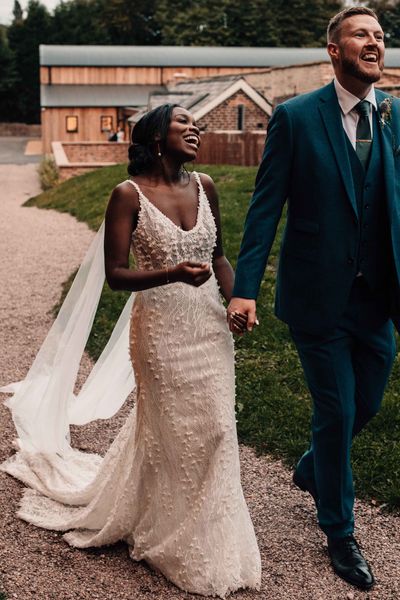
[334,78,377,115]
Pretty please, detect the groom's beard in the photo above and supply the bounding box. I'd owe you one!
[340,53,384,84]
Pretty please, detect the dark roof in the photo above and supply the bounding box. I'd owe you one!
[149,75,240,111]
[40,84,165,107]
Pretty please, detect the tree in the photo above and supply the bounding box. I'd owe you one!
[12,0,24,23]
[156,0,341,47]
[275,0,344,47]
[156,0,279,46]
[156,0,233,46]
[368,0,400,47]
[51,0,110,45]
[98,0,161,45]
[8,0,52,123]
[224,0,280,46]
[0,29,19,121]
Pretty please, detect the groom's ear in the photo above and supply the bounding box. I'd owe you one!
[327,42,339,62]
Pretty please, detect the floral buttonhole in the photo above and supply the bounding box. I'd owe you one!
[379,97,393,128]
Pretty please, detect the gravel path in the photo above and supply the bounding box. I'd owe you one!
[0,164,399,600]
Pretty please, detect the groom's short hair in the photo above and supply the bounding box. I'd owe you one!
[327,6,379,44]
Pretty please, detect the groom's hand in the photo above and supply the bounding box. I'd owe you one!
[227,297,257,333]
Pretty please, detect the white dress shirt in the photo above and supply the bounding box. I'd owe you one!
[333,78,377,148]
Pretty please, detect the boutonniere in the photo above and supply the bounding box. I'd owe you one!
[379,97,393,128]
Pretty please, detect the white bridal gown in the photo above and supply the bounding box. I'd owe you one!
[1,172,261,598]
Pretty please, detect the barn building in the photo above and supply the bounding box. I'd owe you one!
[39,45,335,152]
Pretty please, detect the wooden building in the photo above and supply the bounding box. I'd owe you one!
[40,45,276,151]
[38,45,332,151]
[40,45,400,152]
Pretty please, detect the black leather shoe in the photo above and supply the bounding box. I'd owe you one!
[328,535,375,590]
[292,470,318,506]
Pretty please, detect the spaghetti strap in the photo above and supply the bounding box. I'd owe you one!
[125,178,143,197]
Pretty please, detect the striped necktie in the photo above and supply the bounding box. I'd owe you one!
[355,100,372,169]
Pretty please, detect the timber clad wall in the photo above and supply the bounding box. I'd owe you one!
[42,107,119,152]
[40,66,266,86]
[198,91,268,131]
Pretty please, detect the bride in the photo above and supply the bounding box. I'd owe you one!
[0,104,261,598]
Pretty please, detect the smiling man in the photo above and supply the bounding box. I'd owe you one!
[228,6,400,590]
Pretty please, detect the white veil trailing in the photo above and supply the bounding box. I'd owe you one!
[0,221,136,462]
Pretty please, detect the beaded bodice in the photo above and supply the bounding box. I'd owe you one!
[127,172,217,270]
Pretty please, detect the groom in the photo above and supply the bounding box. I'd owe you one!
[228,6,400,590]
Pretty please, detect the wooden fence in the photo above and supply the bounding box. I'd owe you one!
[196,131,265,166]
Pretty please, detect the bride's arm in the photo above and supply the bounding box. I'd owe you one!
[199,173,235,303]
[104,183,210,291]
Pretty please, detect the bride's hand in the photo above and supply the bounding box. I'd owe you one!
[227,298,258,333]
[171,261,211,287]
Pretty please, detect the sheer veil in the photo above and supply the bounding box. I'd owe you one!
[0,221,135,486]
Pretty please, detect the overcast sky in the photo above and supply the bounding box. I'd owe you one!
[0,0,61,25]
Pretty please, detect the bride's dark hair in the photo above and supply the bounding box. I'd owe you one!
[127,103,179,176]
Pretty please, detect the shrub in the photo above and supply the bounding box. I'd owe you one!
[38,154,59,190]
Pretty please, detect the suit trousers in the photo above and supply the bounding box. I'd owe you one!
[290,277,396,539]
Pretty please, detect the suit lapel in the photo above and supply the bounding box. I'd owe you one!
[375,90,396,219]
[318,83,358,219]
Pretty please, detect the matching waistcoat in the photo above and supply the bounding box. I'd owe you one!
[345,112,393,292]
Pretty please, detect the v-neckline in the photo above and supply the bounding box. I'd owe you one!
[128,173,202,234]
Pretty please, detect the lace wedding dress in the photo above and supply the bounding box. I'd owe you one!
[1,173,261,598]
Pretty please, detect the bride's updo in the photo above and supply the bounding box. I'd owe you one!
[127,103,178,176]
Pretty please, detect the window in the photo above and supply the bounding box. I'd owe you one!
[101,115,113,132]
[66,116,78,133]
[237,104,245,131]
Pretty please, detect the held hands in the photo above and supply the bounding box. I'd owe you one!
[227,298,258,335]
[172,261,212,287]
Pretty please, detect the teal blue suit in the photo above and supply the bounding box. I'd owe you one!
[233,82,400,538]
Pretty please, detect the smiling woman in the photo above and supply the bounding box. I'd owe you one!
[2,103,261,598]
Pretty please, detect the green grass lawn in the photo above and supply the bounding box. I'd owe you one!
[27,164,400,509]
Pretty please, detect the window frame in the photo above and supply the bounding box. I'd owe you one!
[65,115,78,133]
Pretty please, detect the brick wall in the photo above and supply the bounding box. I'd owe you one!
[0,123,41,136]
[198,91,268,131]
[62,142,129,163]
[54,132,265,181]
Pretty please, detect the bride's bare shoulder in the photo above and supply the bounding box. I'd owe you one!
[107,179,140,213]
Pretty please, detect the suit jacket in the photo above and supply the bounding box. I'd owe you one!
[233,81,400,334]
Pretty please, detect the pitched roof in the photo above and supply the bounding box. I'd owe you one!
[41,84,165,107]
[129,75,272,123]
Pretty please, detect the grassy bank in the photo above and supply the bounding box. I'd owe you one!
[27,164,400,509]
